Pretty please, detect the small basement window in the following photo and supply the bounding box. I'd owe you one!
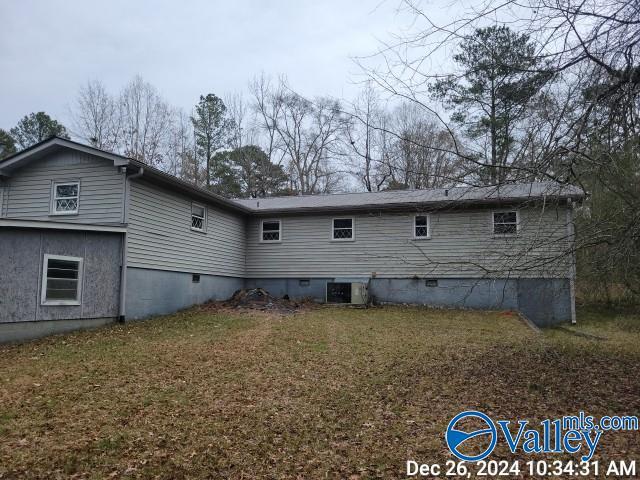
[493,211,518,235]
[192,274,200,283]
[41,254,83,305]
[51,181,79,215]
[414,215,430,238]
[299,279,310,287]
[425,279,438,287]
[191,203,206,232]
[261,220,281,242]
[332,218,354,240]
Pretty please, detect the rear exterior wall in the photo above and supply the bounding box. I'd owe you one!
[245,205,572,279]
[126,180,246,277]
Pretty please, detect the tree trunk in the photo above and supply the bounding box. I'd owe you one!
[490,79,497,184]
[206,141,211,188]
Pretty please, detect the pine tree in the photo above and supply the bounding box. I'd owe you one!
[10,112,69,149]
[0,129,16,159]
[432,26,551,183]
[191,94,234,188]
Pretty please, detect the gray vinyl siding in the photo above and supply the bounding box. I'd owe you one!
[0,179,6,216]
[126,180,246,277]
[246,205,572,279]
[1,150,125,224]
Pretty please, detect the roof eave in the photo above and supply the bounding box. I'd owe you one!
[127,160,252,214]
[0,137,130,173]
[244,193,584,215]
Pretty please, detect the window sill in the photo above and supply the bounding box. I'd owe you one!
[331,238,356,242]
[411,236,432,241]
[492,233,519,239]
[190,228,207,234]
[260,240,282,244]
[41,300,81,306]
[49,212,79,216]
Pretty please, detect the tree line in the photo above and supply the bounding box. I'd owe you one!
[0,74,473,197]
[1,27,563,199]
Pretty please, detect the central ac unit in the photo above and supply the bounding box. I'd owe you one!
[326,282,369,305]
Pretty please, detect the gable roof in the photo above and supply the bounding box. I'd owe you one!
[0,136,251,214]
[0,136,129,171]
[0,136,584,216]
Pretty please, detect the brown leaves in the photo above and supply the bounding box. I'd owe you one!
[0,306,638,478]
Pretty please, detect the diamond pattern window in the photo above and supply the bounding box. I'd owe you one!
[191,203,206,232]
[52,182,79,214]
[261,220,281,242]
[333,218,354,240]
[414,215,430,238]
[493,211,518,234]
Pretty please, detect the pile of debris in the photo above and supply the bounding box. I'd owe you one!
[213,288,308,315]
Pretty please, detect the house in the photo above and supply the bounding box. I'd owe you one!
[0,137,584,342]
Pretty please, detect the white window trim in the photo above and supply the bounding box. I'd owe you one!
[260,219,282,243]
[41,254,83,306]
[412,214,431,240]
[50,181,80,216]
[191,202,207,233]
[331,216,356,242]
[491,209,520,236]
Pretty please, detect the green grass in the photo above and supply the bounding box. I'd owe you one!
[0,305,638,479]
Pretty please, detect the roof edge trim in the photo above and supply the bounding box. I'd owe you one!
[0,219,127,233]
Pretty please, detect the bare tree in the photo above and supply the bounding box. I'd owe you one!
[225,92,258,150]
[252,76,345,194]
[165,109,195,179]
[343,83,390,191]
[72,80,118,150]
[250,74,286,166]
[385,102,462,189]
[118,76,174,166]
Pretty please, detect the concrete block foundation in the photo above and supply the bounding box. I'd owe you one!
[247,277,572,327]
[244,277,334,302]
[125,267,244,320]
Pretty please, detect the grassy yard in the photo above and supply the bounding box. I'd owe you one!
[0,305,638,479]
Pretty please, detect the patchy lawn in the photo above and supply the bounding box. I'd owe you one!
[0,306,638,479]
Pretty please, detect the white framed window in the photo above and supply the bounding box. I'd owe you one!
[332,217,355,241]
[492,210,519,235]
[41,254,83,306]
[413,214,431,239]
[191,203,206,232]
[260,219,281,242]
[51,181,79,215]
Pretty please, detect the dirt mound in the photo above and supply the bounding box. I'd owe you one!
[212,288,309,315]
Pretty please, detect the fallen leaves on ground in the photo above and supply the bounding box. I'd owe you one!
[0,306,638,479]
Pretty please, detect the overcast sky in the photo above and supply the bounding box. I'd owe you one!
[0,0,419,131]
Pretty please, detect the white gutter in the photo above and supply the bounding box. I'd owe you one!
[119,167,144,321]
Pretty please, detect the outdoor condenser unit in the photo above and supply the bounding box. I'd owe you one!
[326,282,369,305]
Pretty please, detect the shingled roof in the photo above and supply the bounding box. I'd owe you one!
[231,182,584,214]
